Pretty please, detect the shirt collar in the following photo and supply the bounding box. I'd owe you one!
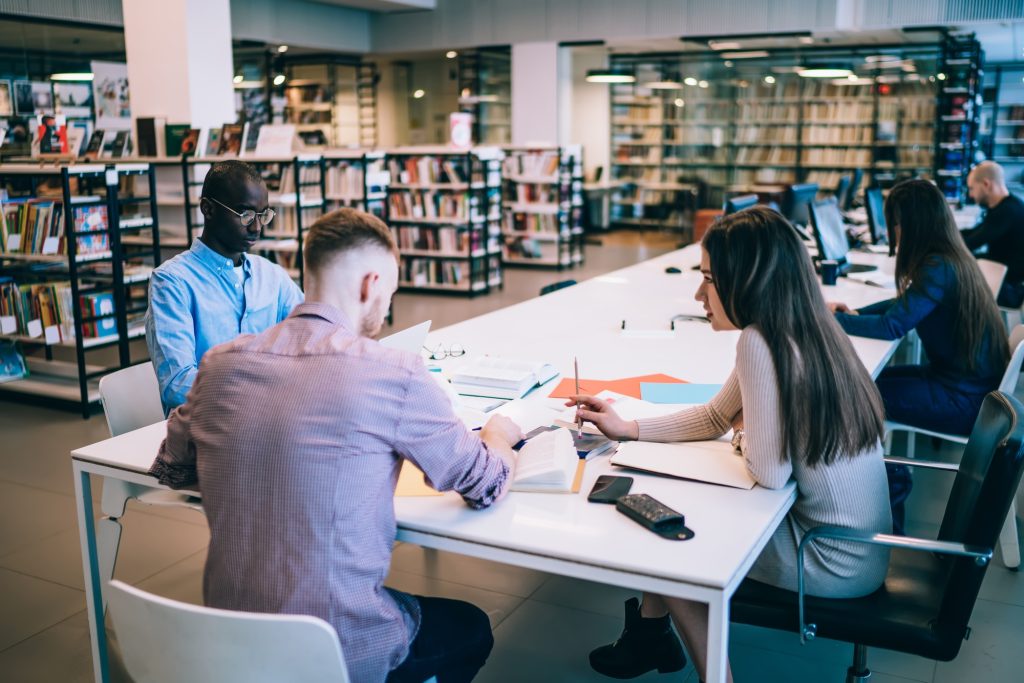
[190,238,251,274]
[290,302,356,333]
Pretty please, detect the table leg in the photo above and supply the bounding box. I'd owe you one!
[705,593,730,683]
[74,464,109,682]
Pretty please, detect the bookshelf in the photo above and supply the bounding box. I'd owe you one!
[282,59,379,148]
[322,149,388,219]
[183,155,326,287]
[608,43,946,210]
[384,146,504,296]
[458,48,512,146]
[934,33,983,203]
[0,162,159,417]
[981,63,1024,195]
[501,145,585,269]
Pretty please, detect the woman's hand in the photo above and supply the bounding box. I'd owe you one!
[565,395,639,441]
[827,301,858,315]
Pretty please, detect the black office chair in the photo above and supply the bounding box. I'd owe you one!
[731,391,1024,683]
[540,280,577,296]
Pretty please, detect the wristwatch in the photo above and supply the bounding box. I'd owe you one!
[731,429,744,452]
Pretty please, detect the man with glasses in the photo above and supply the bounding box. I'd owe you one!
[145,159,303,413]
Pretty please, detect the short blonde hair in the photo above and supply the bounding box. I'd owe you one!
[304,208,397,273]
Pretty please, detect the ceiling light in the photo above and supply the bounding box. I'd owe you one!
[646,80,683,90]
[683,77,698,86]
[708,41,743,50]
[799,36,815,45]
[723,60,733,67]
[413,89,426,98]
[233,75,243,84]
[833,77,874,86]
[674,98,685,107]
[937,72,946,80]
[764,75,776,84]
[720,50,770,60]
[864,54,900,63]
[698,80,709,88]
[446,50,458,59]
[738,80,749,87]
[50,72,94,81]
[798,67,853,78]
[272,74,286,86]
[585,69,635,84]
[277,45,288,53]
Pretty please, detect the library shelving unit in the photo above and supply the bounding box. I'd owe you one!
[322,149,388,219]
[116,157,195,257]
[0,162,159,417]
[282,58,379,148]
[357,63,380,148]
[981,62,1024,195]
[500,145,585,269]
[608,39,947,209]
[182,155,326,287]
[934,33,984,202]
[458,48,512,146]
[384,146,504,296]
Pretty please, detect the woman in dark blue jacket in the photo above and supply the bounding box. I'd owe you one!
[829,178,1009,533]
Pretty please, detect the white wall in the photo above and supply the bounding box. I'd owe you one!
[565,47,609,181]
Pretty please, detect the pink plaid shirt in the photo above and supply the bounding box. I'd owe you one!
[150,302,509,682]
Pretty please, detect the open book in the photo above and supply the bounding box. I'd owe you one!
[510,428,585,493]
[451,357,560,399]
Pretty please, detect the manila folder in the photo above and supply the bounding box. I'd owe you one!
[610,440,756,490]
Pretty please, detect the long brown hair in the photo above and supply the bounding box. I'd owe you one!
[703,207,884,467]
[885,179,1010,371]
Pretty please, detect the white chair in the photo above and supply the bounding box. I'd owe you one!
[106,580,350,683]
[978,258,1008,300]
[97,364,203,607]
[885,324,1024,568]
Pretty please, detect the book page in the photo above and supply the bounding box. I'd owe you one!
[512,428,578,491]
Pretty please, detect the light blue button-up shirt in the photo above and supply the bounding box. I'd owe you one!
[145,239,304,413]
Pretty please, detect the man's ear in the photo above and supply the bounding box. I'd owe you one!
[359,271,380,303]
[199,197,215,223]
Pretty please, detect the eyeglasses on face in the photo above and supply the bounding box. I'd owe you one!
[424,343,466,360]
[205,196,276,228]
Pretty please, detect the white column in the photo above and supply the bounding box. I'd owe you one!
[511,41,560,146]
[122,0,236,130]
[565,47,610,180]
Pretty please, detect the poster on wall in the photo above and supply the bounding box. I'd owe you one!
[31,82,54,115]
[90,61,131,130]
[13,81,34,116]
[54,83,93,119]
[0,81,12,116]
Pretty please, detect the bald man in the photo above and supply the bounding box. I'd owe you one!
[965,161,1024,307]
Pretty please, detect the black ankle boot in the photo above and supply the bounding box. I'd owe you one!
[589,597,687,679]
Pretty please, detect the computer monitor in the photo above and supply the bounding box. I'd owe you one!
[809,197,877,275]
[781,183,819,229]
[844,169,864,211]
[865,187,887,246]
[834,175,851,212]
[723,194,758,215]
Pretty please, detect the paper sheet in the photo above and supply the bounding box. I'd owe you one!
[548,373,686,400]
[395,460,443,497]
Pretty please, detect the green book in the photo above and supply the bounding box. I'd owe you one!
[164,123,191,156]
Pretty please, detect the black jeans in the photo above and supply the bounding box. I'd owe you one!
[387,596,494,683]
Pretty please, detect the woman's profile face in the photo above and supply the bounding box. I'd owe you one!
[695,247,737,332]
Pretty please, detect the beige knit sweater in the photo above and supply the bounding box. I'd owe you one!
[636,326,892,597]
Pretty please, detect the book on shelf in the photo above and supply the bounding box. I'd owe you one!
[0,340,27,383]
[393,226,480,253]
[83,130,106,159]
[0,200,112,257]
[109,130,132,158]
[325,163,365,199]
[450,357,559,399]
[504,150,559,179]
[79,292,117,338]
[164,123,191,156]
[254,124,296,158]
[202,127,222,157]
[388,191,468,221]
[218,124,244,156]
[388,156,468,185]
[242,121,263,155]
[135,117,164,157]
[504,212,562,235]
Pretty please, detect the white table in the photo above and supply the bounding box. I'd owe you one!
[72,244,898,683]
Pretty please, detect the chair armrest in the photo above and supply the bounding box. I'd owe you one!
[795,525,991,644]
[883,456,959,472]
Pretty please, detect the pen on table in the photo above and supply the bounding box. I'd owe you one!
[472,426,527,450]
[574,356,582,439]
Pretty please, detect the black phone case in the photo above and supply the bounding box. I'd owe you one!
[587,475,634,504]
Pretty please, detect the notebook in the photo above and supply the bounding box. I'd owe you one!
[380,320,431,354]
[451,357,560,399]
[610,439,756,490]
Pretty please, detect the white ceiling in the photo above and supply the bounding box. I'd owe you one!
[307,0,435,12]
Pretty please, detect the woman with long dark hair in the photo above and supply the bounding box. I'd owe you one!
[830,178,1009,534]
[571,208,891,682]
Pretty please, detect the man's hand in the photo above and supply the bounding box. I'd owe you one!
[479,414,524,450]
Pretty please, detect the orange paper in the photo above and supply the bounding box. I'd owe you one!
[548,373,687,400]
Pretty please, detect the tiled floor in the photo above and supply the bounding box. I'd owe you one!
[2,230,1023,682]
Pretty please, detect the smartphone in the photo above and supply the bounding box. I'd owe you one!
[587,475,634,504]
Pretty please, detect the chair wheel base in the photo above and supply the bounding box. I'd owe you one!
[845,666,871,683]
